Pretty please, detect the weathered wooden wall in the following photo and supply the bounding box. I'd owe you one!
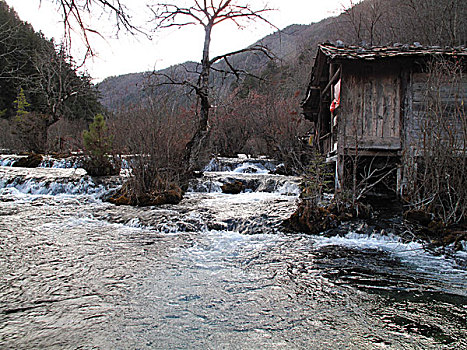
[339,67,401,151]
[405,72,467,154]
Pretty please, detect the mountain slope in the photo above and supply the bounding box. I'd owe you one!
[97,16,339,112]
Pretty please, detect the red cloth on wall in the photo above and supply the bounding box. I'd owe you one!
[330,79,341,113]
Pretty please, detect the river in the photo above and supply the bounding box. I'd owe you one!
[0,156,466,349]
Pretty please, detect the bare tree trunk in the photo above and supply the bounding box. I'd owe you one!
[185,23,213,172]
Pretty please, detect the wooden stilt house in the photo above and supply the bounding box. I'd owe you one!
[301,43,467,196]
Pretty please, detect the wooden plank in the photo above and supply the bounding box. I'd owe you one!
[322,67,342,95]
[344,136,401,150]
[343,149,401,157]
[392,76,401,138]
[342,72,402,147]
[364,80,372,138]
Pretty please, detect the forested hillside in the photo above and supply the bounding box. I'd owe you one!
[0,1,101,152]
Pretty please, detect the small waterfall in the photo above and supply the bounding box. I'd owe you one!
[204,156,279,173]
[1,154,130,169]
[189,157,300,195]
[2,154,300,198]
[0,154,83,168]
[0,155,23,167]
[39,155,83,168]
[0,167,121,199]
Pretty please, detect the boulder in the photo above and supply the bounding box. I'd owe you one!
[272,163,289,175]
[221,181,244,194]
[83,156,121,176]
[441,231,467,250]
[108,182,183,207]
[12,154,43,168]
[283,199,373,235]
[283,201,339,234]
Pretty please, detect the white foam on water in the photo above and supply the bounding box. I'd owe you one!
[187,179,223,193]
[204,191,296,204]
[0,168,117,200]
[39,156,82,168]
[232,162,270,174]
[0,155,20,167]
[0,186,33,201]
[181,229,278,268]
[454,241,467,258]
[3,178,109,198]
[126,218,143,228]
[276,181,301,196]
[313,231,467,293]
[203,157,277,173]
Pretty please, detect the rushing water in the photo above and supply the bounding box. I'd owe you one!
[0,157,466,349]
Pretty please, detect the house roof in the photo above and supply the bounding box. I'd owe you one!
[319,43,467,61]
[301,43,467,122]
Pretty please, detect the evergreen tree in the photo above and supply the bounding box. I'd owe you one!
[83,114,112,159]
[82,114,120,176]
[12,87,48,152]
[13,88,30,121]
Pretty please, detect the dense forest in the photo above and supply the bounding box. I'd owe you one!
[0,1,101,152]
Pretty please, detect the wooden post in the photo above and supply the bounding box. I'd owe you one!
[396,164,402,197]
[336,153,345,192]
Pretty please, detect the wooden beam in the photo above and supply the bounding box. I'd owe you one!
[322,67,342,96]
[343,149,401,157]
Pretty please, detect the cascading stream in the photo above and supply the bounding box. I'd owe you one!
[0,156,466,349]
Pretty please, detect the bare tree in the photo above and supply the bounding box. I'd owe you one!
[32,43,95,127]
[341,0,364,44]
[51,0,139,59]
[0,21,22,78]
[337,0,467,47]
[48,0,274,172]
[341,0,386,46]
[150,1,274,172]
[108,95,195,205]
[401,0,466,46]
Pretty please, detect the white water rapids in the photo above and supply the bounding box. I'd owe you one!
[0,156,466,349]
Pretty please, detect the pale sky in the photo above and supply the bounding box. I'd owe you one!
[7,0,346,81]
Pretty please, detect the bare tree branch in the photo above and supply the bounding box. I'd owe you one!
[209,45,274,65]
[48,0,144,61]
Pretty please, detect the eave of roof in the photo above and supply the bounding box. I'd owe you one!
[319,43,467,61]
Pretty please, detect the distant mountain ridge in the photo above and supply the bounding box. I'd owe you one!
[98,0,467,112]
[97,17,338,112]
